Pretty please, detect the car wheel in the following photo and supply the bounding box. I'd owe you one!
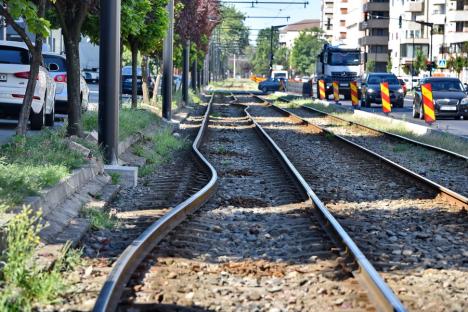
[262,87,268,93]
[45,106,55,127]
[454,115,461,120]
[30,107,45,130]
[419,104,424,120]
[365,97,371,108]
[397,100,404,108]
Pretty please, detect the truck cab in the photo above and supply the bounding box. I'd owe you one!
[316,43,365,99]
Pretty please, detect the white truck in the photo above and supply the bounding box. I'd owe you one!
[316,43,365,99]
[271,70,288,80]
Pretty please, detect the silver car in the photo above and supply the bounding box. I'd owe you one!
[43,53,89,114]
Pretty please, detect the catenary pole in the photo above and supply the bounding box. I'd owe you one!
[182,39,190,104]
[98,0,121,165]
[162,0,174,120]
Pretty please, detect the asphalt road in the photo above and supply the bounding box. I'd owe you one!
[321,95,468,139]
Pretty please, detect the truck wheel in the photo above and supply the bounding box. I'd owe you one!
[262,87,268,93]
[30,107,45,130]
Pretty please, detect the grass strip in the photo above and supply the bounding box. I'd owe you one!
[82,106,161,140]
[279,99,468,157]
[0,129,86,213]
[134,128,188,177]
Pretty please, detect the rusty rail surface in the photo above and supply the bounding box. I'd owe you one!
[93,95,219,312]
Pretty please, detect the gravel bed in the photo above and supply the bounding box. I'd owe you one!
[121,98,374,311]
[247,100,467,312]
[41,105,209,311]
[287,106,468,198]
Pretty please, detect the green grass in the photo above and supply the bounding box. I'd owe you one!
[0,129,86,212]
[137,128,188,176]
[0,208,80,311]
[209,79,258,91]
[82,107,160,140]
[299,101,468,157]
[109,172,121,185]
[81,207,118,230]
[189,90,202,105]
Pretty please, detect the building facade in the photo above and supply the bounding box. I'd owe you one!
[279,19,321,48]
[389,0,468,80]
[320,0,355,45]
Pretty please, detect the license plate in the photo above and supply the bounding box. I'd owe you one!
[440,106,457,111]
[0,74,7,82]
[340,83,348,87]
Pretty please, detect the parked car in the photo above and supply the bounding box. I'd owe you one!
[258,78,286,93]
[122,66,154,95]
[83,70,99,84]
[0,41,56,129]
[360,72,404,108]
[43,52,89,114]
[412,77,468,120]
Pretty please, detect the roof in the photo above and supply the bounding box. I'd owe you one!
[279,19,320,33]
[0,40,28,50]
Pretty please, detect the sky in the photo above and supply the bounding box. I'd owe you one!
[229,0,321,44]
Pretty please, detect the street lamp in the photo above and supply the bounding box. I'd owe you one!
[269,24,286,77]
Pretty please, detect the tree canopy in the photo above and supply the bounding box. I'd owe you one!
[290,28,323,75]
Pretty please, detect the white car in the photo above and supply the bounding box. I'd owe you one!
[43,52,89,114]
[0,40,56,129]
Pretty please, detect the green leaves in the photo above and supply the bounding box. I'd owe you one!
[290,28,324,75]
[1,0,50,37]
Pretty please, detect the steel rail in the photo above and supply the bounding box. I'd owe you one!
[254,95,467,209]
[93,95,219,312]
[276,96,467,161]
[226,94,407,312]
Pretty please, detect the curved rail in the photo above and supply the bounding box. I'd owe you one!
[255,95,468,209]
[93,95,219,312]
[228,96,407,312]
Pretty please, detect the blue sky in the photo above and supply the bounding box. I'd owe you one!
[229,0,321,44]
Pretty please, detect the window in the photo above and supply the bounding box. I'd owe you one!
[43,55,67,72]
[340,32,347,39]
[340,20,346,26]
[340,8,348,14]
[456,22,463,32]
[400,44,429,58]
[0,46,30,65]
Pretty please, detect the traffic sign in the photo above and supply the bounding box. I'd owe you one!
[437,59,447,69]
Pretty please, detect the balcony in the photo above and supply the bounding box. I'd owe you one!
[399,37,429,45]
[359,19,389,30]
[404,1,423,12]
[359,35,389,46]
[363,2,389,13]
[446,9,468,22]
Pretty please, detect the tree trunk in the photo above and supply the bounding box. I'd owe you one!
[141,55,150,105]
[131,41,138,109]
[152,73,161,105]
[16,49,42,136]
[64,34,84,137]
[191,59,197,91]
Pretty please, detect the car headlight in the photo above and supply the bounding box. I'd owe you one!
[398,88,404,93]
[461,97,468,105]
[368,88,374,93]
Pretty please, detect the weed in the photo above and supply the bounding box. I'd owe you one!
[210,112,222,118]
[81,207,117,230]
[324,132,335,140]
[215,145,228,154]
[109,172,121,185]
[0,207,71,311]
[220,160,232,166]
[189,90,202,105]
[392,143,410,153]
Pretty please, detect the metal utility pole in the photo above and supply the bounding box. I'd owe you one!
[191,57,197,90]
[182,40,190,104]
[269,24,286,77]
[162,0,174,120]
[233,54,237,79]
[98,0,121,165]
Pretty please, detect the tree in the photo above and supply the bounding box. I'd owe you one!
[413,49,427,76]
[50,0,97,137]
[447,55,467,78]
[290,28,323,75]
[250,28,275,76]
[386,54,392,72]
[366,60,376,72]
[274,46,289,70]
[218,6,249,55]
[0,0,49,135]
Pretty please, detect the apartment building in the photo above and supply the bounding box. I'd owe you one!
[279,19,321,48]
[320,0,353,44]
[388,0,468,79]
[359,0,390,72]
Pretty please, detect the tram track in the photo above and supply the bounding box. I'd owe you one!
[94,93,405,311]
[245,94,467,311]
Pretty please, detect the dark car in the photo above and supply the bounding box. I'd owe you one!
[361,73,405,108]
[122,66,153,95]
[413,77,468,120]
[258,78,286,93]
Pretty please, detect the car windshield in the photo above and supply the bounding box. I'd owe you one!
[367,75,399,85]
[427,80,464,92]
[43,55,67,71]
[122,66,142,76]
[0,46,30,64]
[329,52,360,66]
